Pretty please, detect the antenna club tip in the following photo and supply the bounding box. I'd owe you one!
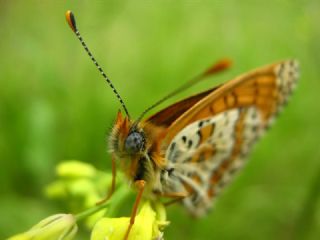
[219,58,233,67]
[203,58,232,76]
[65,10,77,32]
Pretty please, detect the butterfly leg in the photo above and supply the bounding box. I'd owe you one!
[155,191,189,206]
[164,193,189,207]
[96,154,117,205]
[123,180,146,240]
[160,192,189,198]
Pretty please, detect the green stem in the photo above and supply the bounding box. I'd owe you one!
[74,183,131,221]
[75,200,109,221]
[106,183,132,218]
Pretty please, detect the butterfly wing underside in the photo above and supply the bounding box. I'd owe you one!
[157,60,299,216]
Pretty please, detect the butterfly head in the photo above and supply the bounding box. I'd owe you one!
[109,110,156,182]
[125,131,145,154]
[110,111,147,158]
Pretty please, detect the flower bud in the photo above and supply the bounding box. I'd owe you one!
[8,213,77,240]
[56,160,96,178]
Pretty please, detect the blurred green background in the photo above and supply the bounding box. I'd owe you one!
[1,0,319,239]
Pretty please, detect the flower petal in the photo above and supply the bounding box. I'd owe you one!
[91,202,156,240]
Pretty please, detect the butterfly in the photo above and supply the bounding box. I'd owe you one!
[66,11,299,239]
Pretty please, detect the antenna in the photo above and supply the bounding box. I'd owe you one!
[65,10,130,118]
[134,59,231,125]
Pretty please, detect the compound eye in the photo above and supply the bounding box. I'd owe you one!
[125,131,145,154]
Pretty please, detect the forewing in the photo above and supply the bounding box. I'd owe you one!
[164,60,299,145]
[162,60,299,216]
[147,87,218,127]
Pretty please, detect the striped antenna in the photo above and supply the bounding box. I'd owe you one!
[65,10,130,118]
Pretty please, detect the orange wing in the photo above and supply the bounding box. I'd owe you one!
[147,87,218,127]
[163,60,299,146]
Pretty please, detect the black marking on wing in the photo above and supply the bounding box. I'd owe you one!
[170,142,176,152]
[167,168,175,176]
[182,136,187,143]
[197,130,202,145]
[198,121,204,128]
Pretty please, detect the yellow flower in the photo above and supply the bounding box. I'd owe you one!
[7,214,77,240]
[91,201,169,240]
[45,160,112,228]
[56,160,97,178]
